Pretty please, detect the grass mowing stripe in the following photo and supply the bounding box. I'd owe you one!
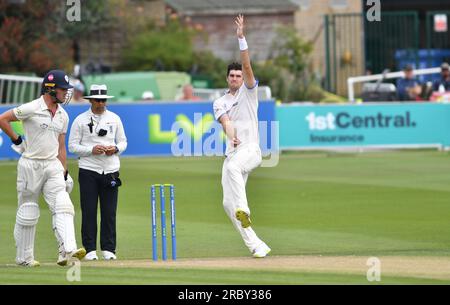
[1,151,449,284]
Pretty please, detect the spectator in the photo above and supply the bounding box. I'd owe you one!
[71,79,89,104]
[432,62,450,92]
[396,65,420,101]
[142,91,155,101]
[178,84,201,101]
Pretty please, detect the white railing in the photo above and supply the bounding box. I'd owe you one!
[192,88,223,101]
[347,67,442,103]
[0,74,42,104]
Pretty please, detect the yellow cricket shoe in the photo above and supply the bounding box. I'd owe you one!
[72,248,87,260]
[235,208,252,228]
[57,248,87,266]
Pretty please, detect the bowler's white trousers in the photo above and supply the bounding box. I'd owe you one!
[221,143,263,253]
[15,157,77,264]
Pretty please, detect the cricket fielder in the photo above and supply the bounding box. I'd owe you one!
[213,15,271,258]
[0,70,86,267]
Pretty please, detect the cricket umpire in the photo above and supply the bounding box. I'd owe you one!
[68,84,127,260]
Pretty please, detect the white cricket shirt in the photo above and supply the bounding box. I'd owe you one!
[13,97,68,160]
[68,108,127,174]
[213,81,259,156]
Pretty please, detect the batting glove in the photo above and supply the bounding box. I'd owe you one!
[64,171,74,194]
[11,136,26,155]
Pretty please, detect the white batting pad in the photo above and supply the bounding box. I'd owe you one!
[54,191,75,215]
[52,216,65,255]
[14,202,40,264]
[53,192,76,253]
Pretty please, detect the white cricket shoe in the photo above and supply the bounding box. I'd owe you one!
[17,260,40,267]
[252,243,271,258]
[84,251,98,261]
[102,250,117,260]
[57,248,87,266]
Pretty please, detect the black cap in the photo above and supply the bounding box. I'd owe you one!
[404,64,413,71]
[42,70,73,90]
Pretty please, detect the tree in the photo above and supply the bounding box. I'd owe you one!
[119,15,228,88]
[61,0,113,66]
[0,1,73,74]
[270,26,313,79]
[119,18,196,72]
[191,51,227,88]
[0,0,112,75]
[264,26,316,102]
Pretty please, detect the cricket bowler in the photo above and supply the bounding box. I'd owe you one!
[213,15,271,258]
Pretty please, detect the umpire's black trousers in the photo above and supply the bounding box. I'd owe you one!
[79,168,119,253]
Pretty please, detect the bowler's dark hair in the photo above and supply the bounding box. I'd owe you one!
[227,62,242,76]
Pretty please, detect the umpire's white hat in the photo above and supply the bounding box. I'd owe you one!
[84,84,114,99]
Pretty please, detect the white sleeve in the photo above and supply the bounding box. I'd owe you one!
[244,80,258,104]
[244,79,258,90]
[62,113,69,134]
[13,101,37,120]
[68,116,92,157]
[115,117,127,154]
[213,100,227,121]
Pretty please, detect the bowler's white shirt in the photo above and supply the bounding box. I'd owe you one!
[213,81,259,156]
[13,97,68,160]
[68,108,127,174]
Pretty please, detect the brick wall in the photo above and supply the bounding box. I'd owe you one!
[191,13,295,62]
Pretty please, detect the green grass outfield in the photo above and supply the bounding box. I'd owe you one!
[1,150,450,284]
